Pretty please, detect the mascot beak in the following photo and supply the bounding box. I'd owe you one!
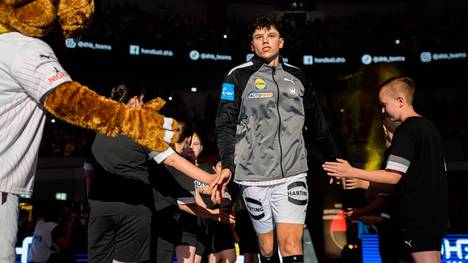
[0,0,94,38]
[0,0,57,37]
[57,0,94,38]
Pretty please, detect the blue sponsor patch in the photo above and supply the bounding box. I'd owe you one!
[221,83,235,101]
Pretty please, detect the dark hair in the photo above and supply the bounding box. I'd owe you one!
[109,84,144,104]
[249,16,281,36]
[174,117,194,144]
[192,130,204,146]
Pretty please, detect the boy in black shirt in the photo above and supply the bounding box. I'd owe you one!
[323,76,448,263]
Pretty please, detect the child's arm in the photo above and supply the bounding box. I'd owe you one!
[323,158,403,184]
[163,153,216,185]
[194,187,208,208]
[150,148,217,185]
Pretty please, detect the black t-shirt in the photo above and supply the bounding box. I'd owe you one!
[378,148,398,229]
[165,163,203,236]
[191,163,215,208]
[150,162,189,213]
[386,117,448,238]
[153,163,215,204]
[163,162,215,208]
[165,165,197,201]
[88,134,154,217]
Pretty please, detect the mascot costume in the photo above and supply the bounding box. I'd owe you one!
[0,0,180,261]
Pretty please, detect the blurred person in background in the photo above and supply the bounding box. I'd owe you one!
[28,203,75,263]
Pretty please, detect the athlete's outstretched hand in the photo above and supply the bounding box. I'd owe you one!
[322,158,354,178]
[210,167,231,204]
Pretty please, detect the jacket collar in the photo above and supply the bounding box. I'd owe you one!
[251,54,284,67]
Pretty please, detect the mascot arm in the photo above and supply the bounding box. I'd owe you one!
[43,81,179,152]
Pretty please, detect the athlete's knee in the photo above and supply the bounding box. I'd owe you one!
[259,245,275,258]
[257,232,275,257]
[279,235,302,256]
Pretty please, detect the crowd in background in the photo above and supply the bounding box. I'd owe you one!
[85,3,468,52]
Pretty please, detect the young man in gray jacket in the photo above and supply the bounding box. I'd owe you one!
[215,16,338,263]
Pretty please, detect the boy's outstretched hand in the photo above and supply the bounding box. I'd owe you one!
[322,158,354,178]
[343,177,370,190]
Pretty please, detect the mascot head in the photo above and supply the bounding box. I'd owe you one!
[0,0,94,38]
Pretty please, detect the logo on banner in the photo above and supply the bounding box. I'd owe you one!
[189,50,200,60]
[420,52,432,63]
[129,45,140,55]
[65,38,77,48]
[361,54,372,65]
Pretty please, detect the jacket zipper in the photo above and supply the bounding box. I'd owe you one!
[272,67,285,178]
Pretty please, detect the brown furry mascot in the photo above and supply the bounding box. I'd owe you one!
[0,0,179,152]
[0,0,180,260]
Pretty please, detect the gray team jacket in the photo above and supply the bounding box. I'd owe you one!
[216,55,338,182]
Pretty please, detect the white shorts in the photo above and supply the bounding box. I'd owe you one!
[240,175,308,234]
[0,192,19,263]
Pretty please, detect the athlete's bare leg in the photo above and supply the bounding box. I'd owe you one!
[257,230,275,257]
